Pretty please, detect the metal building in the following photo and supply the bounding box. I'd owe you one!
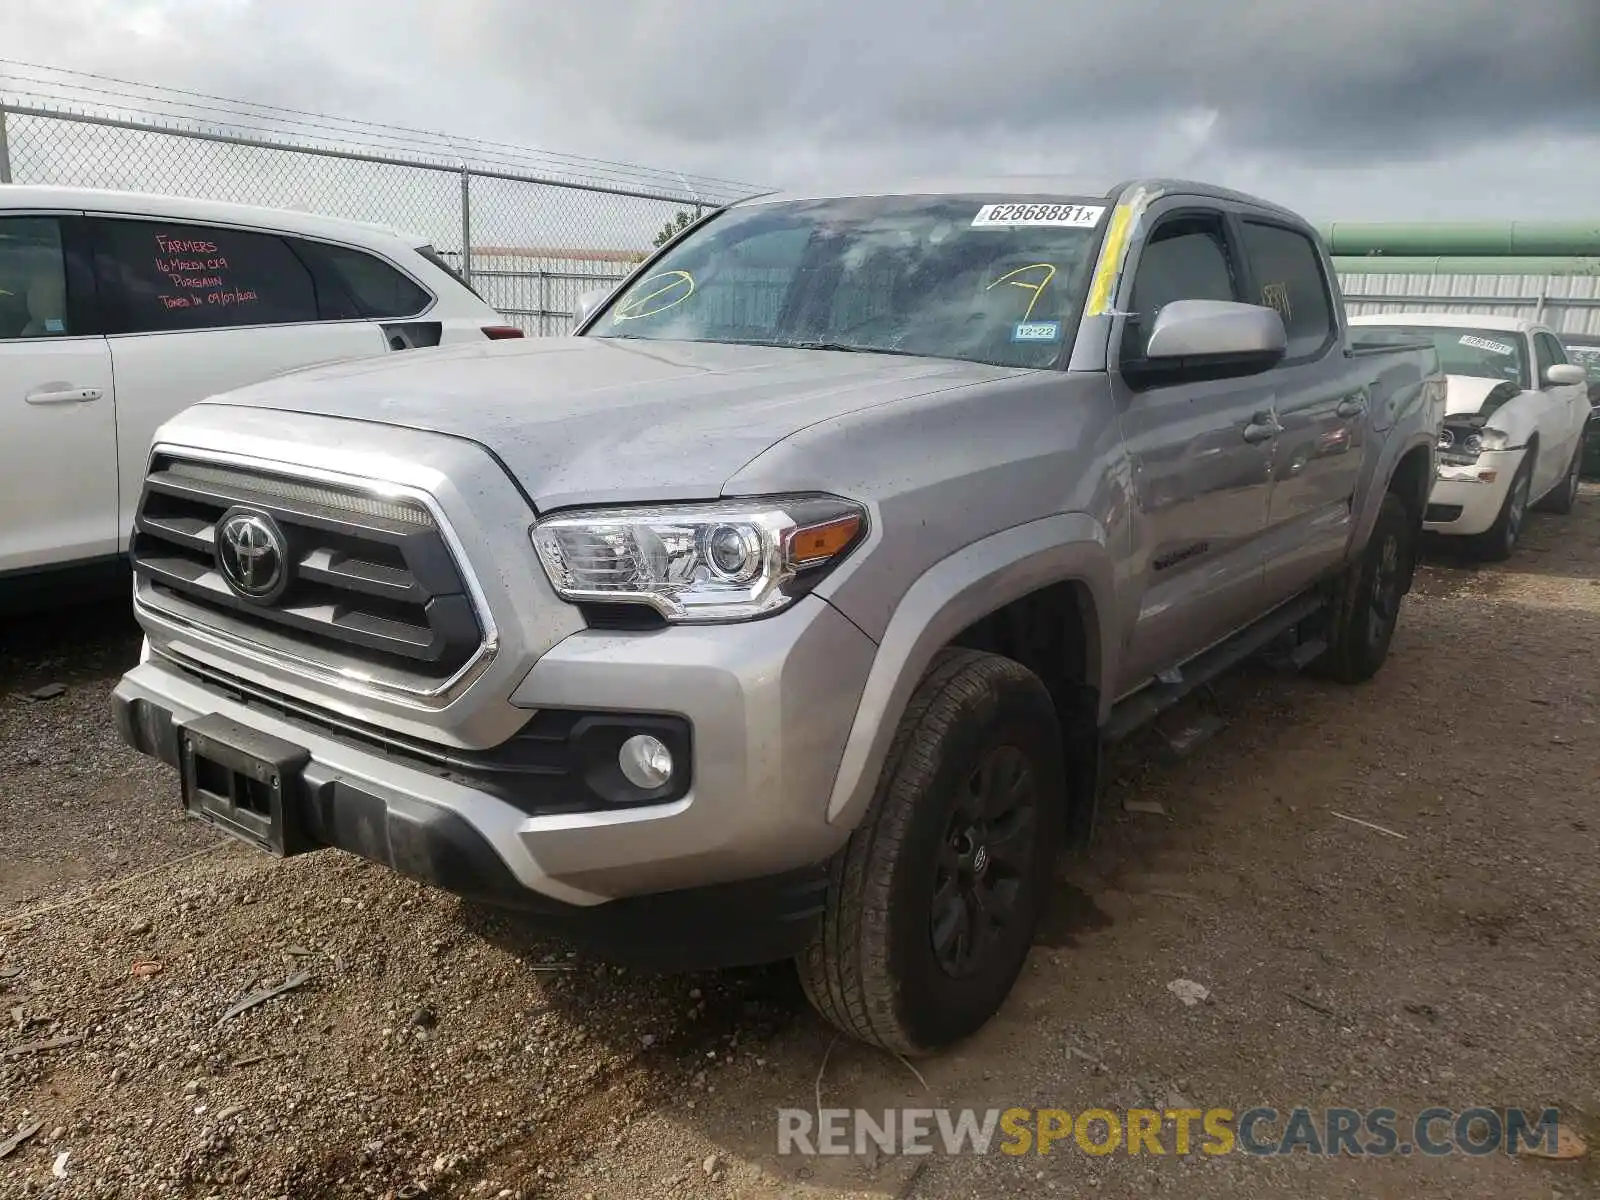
[1322,222,1600,337]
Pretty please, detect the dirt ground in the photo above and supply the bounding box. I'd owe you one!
[3,490,1598,1200]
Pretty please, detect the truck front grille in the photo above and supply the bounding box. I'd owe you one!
[130,455,484,682]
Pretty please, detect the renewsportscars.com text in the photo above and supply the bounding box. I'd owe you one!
[777,1106,1563,1158]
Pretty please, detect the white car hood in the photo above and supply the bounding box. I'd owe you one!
[1444,373,1520,418]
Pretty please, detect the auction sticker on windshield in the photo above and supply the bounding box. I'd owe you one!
[973,203,1106,228]
[1460,334,1515,356]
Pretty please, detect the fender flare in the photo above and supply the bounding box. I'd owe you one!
[823,513,1117,829]
[1350,428,1436,554]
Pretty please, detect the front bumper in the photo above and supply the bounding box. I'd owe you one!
[1423,448,1523,536]
[112,593,877,968]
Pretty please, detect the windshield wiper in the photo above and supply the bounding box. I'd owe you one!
[788,341,929,358]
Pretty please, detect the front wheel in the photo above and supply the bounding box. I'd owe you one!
[1311,490,1415,684]
[796,648,1065,1055]
[1533,437,1583,516]
[1471,455,1533,561]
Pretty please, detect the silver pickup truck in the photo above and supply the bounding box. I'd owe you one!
[111,177,1445,1054]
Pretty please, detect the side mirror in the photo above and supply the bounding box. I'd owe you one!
[1545,363,1587,388]
[572,287,610,328]
[1136,299,1288,381]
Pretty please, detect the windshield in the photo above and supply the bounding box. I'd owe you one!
[584,194,1110,369]
[1351,324,1529,388]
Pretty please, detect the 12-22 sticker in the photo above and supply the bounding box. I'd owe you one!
[972,203,1106,229]
[1012,320,1062,342]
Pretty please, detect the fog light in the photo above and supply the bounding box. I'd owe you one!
[618,734,673,790]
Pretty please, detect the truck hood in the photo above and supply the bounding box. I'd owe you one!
[1444,373,1521,418]
[202,335,1020,510]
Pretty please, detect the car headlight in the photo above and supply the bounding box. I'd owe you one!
[1438,420,1509,466]
[531,495,867,622]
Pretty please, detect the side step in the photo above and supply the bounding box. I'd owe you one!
[1104,592,1326,743]
[1277,635,1330,671]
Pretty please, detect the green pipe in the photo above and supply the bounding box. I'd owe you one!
[1317,222,1600,257]
[1332,255,1600,276]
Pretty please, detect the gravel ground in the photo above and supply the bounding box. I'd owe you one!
[3,489,1598,1199]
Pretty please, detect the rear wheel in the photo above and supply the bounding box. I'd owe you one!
[1533,438,1583,515]
[1312,490,1414,684]
[796,648,1065,1055]
[1471,455,1533,562]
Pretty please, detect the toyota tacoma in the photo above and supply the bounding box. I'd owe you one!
[112,177,1445,1053]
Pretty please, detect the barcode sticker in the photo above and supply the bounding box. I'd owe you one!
[973,203,1106,229]
[1460,334,1515,356]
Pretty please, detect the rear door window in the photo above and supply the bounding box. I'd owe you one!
[94,218,319,333]
[291,240,434,319]
[1238,221,1336,361]
[0,217,73,340]
[414,244,483,300]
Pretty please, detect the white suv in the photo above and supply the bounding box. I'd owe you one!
[0,185,520,611]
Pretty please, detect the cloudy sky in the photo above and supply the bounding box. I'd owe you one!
[3,0,1600,222]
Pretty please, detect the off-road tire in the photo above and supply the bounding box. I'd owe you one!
[796,648,1065,1055]
[1470,454,1534,562]
[1533,438,1583,515]
[1312,491,1415,684]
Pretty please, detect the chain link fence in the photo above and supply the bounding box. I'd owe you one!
[0,63,763,335]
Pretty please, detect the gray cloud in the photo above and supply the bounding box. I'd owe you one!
[465,0,1600,154]
[4,0,1599,220]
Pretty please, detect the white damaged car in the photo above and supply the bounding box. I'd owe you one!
[1351,313,1589,560]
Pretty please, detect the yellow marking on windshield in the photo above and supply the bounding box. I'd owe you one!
[986,263,1056,320]
[612,270,695,321]
[1085,204,1134,316]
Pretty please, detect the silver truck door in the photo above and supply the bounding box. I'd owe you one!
[1109,204,1277,696]
[1241,217,1368,601]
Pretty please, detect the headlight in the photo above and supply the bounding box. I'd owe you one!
[531,495,867,622]
[1438,420,1509,465]
[1474,429,1509,452]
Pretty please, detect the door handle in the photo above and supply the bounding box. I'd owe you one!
[1243,413,1281,444]
[25,386,104,405]
[1336,394,1367,418]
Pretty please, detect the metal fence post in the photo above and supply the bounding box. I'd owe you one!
[0,106,13,184]
[460,165,473,288]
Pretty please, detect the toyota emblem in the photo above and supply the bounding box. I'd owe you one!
[216,509,289,602]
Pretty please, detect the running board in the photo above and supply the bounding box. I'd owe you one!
[1262,634,1329,672]
[1104,593,1326,743]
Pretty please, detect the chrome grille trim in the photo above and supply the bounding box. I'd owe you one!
[162,460,438,527]
[132,444,500,708]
